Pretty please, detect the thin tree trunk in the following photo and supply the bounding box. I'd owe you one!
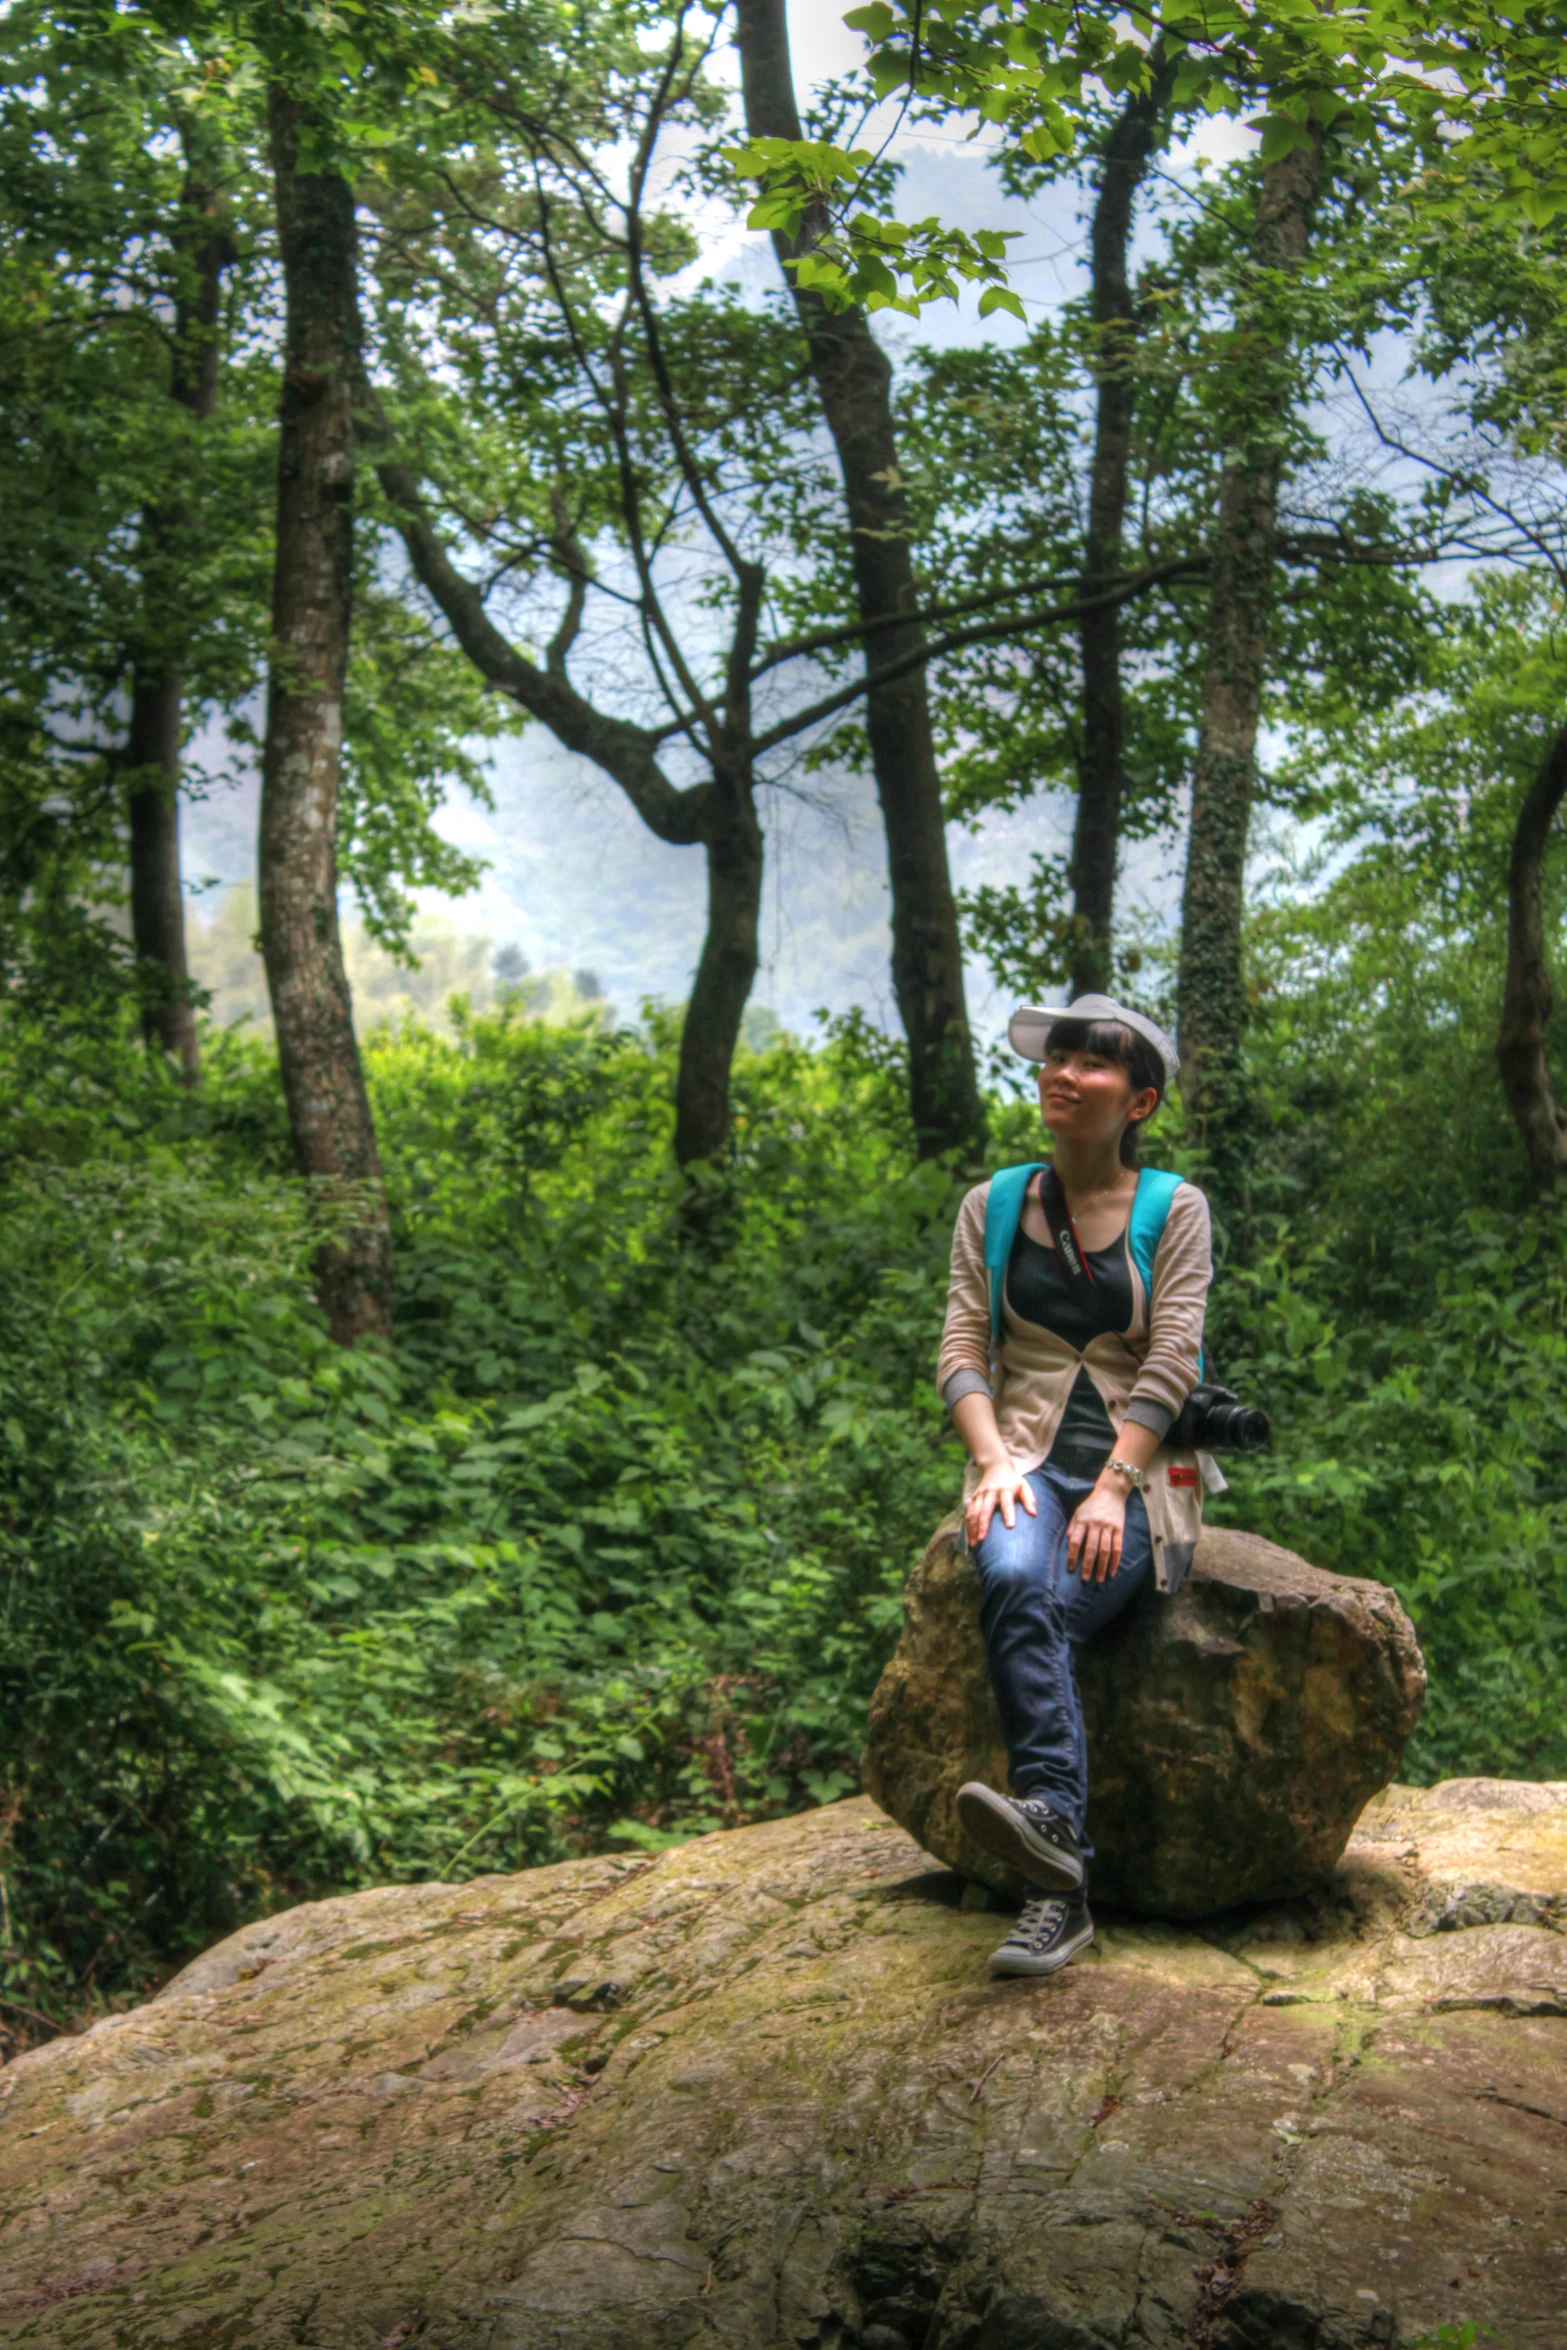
[361,408,757,1168]
[1070,75,1170,996]
[676,777,764,1165]
[735,0,981,1160]
[261,85,392,1346]
[1498,716,1567,1194]
[675,559,767,1168]
[127,675,198,1075]
[1177,136,1322,1179]
[127,153,228,1081]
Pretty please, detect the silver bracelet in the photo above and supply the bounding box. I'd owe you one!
[1105,1457,1146,1491]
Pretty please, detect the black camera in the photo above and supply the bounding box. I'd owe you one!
[1168,1383,1270,1454]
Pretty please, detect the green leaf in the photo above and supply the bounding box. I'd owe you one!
[868,50,913,101]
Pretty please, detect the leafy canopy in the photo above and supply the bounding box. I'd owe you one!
[726,0,1567,312]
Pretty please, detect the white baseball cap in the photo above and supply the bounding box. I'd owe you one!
[1008,993,1180,1088]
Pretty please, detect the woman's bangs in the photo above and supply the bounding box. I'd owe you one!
[1048,1017,1136,1068]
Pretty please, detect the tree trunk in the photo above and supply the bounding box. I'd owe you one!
[734,0,981,1160]
[1177,136,1321,1182]
[1498,716,1567,1194]
[126,153,228,1081]
[260,85,392,1346]
[127,674,199,1076]
[675,777,764,1166]
[1069,76,1170,996]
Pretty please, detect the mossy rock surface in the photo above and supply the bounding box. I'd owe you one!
[2,1786,1566,2345]
[863,1516,1428,1914]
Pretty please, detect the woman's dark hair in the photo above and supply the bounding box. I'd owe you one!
[1044,1017,1165,1168]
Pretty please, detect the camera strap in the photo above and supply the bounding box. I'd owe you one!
[1039,1165,1096,1290]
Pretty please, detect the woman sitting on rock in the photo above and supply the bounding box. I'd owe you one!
[937,994,1212,1980]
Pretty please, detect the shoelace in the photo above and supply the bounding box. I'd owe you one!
[1013,1895,1069,1951]
[1015,1800,1073,1848]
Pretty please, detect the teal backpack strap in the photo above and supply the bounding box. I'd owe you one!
[1128,1167,1206,1377]
[983,1162,1046,1348]
[1127,1166,1182,1298]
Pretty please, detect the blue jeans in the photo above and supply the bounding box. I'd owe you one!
[972,1465,1153,1868]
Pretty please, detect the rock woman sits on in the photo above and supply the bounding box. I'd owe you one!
[938,994,1213,1979]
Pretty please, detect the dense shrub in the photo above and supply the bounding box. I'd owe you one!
[0,1008,968,2033]
[1210,1207,1567,1780]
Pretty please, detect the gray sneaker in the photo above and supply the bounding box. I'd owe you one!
[988,1893,1094,1978]
[956,1781,1085,1893]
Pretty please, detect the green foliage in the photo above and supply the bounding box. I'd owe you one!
[0,1009,965,2038]
[0,7,268,994]
[1212,1206,1567,1782]
[0,0,515,997]
[723,135,1023,318]
[749,0,1567,314]
[1194,576,1567,1782]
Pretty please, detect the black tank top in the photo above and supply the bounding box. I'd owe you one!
[1005,1211,1134,1469]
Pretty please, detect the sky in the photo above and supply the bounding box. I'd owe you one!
[182,0,1264,1046]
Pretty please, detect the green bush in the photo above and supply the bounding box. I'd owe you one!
[1210,1205,1567,1780]
[0,1006,965,2030]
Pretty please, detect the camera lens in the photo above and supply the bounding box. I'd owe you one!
[1204,1401,1270,1452]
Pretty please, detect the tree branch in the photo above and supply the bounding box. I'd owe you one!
[1339,361,1567,588]
[743,510,1438,682]
[666,556,1211,756]
[724,560,766,752]
[623,14,751,587]
[1276,530,1453,567]
[750,561,1094,679]
[545,484,590,679]
[358,391,711,848]
[532,168,720,745]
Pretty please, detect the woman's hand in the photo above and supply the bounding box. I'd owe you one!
[1067,1478,1127,1582]
[965,1456,1038,1548]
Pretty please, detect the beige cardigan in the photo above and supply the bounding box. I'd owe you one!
[936,1174,1215,1592]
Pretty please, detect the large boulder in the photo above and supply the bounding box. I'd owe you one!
[1,1786,1564,2348]
[863,1515,1426,1915]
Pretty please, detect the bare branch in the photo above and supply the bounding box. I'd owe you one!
[1339,360,1567,589]
[532,168,721,743]
[623,14,753,585]
[687,557,1211,756]
[752,562,1105,679]
[358,388,711,848]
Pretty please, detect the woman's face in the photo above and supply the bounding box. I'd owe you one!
[1038,1039,1157,1148]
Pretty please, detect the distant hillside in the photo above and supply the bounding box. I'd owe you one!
[180,726,1169,1051]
